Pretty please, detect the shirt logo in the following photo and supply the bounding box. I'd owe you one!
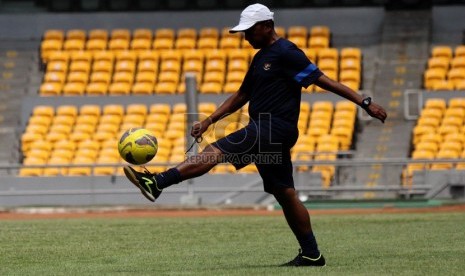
[263,63,271,71]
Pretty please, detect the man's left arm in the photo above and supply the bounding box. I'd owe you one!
[314,74,387,123]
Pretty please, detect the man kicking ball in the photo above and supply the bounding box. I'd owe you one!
[124,3,387,267]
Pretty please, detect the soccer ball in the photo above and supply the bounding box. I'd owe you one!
[118,128,158,165]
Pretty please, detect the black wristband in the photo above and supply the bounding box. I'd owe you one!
[361,97,372,109]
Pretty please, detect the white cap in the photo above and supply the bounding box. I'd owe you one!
[229,4,274,33]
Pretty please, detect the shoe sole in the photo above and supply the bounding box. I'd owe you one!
[123,166,156,202]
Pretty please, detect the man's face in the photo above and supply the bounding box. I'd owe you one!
[243,21,271,49]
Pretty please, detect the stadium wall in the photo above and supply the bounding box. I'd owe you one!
[0,7,384,45]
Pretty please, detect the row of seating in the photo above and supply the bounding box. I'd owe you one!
[423,45,465,90]
[39,47,362,96]
[41,26,331,63]
[19,101,357,181]
[404,97,465,186]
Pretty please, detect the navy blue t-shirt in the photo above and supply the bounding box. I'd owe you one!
[240,38,322,139]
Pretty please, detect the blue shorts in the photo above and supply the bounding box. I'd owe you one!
[211,121,298,194]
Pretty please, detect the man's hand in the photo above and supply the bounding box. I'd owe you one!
[190,119,212,139]
[365,102,387,123]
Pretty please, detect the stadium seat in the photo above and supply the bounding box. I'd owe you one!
[432,46,453,59]
[153,38,174,50]
[113,72,134,85]
[205,60,226,73]
[341,48,361,61]
[288,26,308,38]
[197,38,218,51]
[427,57,450,71]
[63,83,85,96]
[40,83,62,96]
[219,37,241,50]
[111,29,131,41]
[318,48,338,62]
[199,27,219,39]
[44,29,65,41]
[109,39,130,53]
[69,61,91,74]
[67,72,88,85]
[86,83,108,96]
[432,80,454,91]
[178,28,197,39]
[94,51,115,62]
[115,60,136,73]
[133,28,153,40]
[155,28,175,40]
[309,37,329,50]
[89,29,109,41]
[66,29,86,41]
[132,82,154,95]
[108,82,131,95]
[130,39,151,53]
[154,82,177,94]
[287,36,307,48]
[310,26,330,39]
[90,72,111,85]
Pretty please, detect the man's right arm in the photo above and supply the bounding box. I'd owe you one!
[191,89,250,138]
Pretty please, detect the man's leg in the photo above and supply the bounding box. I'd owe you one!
[124,144,223,201]
[273,187,324,265]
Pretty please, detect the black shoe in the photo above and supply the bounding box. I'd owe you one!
[281,250,326,267]
[124,166,162,202]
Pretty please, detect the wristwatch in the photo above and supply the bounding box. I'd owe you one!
[361,97,372,109]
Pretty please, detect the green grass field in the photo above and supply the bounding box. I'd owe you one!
[1,212,465,275]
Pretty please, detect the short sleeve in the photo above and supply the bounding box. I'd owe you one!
[282,45,323,88]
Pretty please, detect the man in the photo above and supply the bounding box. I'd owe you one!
[124,3,387,267]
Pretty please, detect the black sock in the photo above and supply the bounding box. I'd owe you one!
[155,168,182,189]
[297,232,320,258]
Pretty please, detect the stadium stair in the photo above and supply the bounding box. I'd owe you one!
[0,41,41,167]
[351,10,431,198]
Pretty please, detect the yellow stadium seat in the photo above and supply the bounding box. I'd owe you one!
[431,150,459,170]
[318,59,338,74]
[28,115,52,128]
[160,60,181,74]
[80,105,101,117]
[177,28,197,39]
[310,26,330,39]
[111,29,131,40]
[448,68,465,87]
[67,156,94,176]
[228,59,248,73]
[138,51,160,64]
[154,82,177,94]
[158,71,180,84]
[115,60,136,73]
[432,80,454,91]
[183,60,203,74]
[67,72,88,85]
[93,51,115,62]
[40,83,62,96]
[149,103,171,115]
[318,48,338,62]
[427,57,450,71]
[200,82,222,94]
[46,61,68,73]
[444,107,465,119]
[113,72,134,85]
[116,50,137,62]
[86,39,107,52]
[155,28,175,40]
[219,37,241,50]
[199,27,219,39]
[108,39,129,53]
[92,60,113,74]
[339,70,360,83]
[108,82,131,95]
[223,82,241,93]
[62,83,85,96]
[135,71,157,84]
[288,36,307,48]
[205,59,226,73]
[44,29,64,41]
[455,45,465,57]
[69,61,91,73]
[341,48,362,61]
[288,26,308,38]
[449,98,465,109]
[340,58,361,72]
[89,29,108,41]
[133,28,153,40]
[44,71,66,84]
[86,83,108,96]
[132,82,154,95]
[63,39,85,52]
[89,72,111,85]
[308,36,329,50]
[175,38,196,50]
[197,37,218,51]
[41,40,62,61]
[226,71,246,83]
[130,39,151,53]
[48,50,69,64]
[432,46,453,59]
[153,38,174,50]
